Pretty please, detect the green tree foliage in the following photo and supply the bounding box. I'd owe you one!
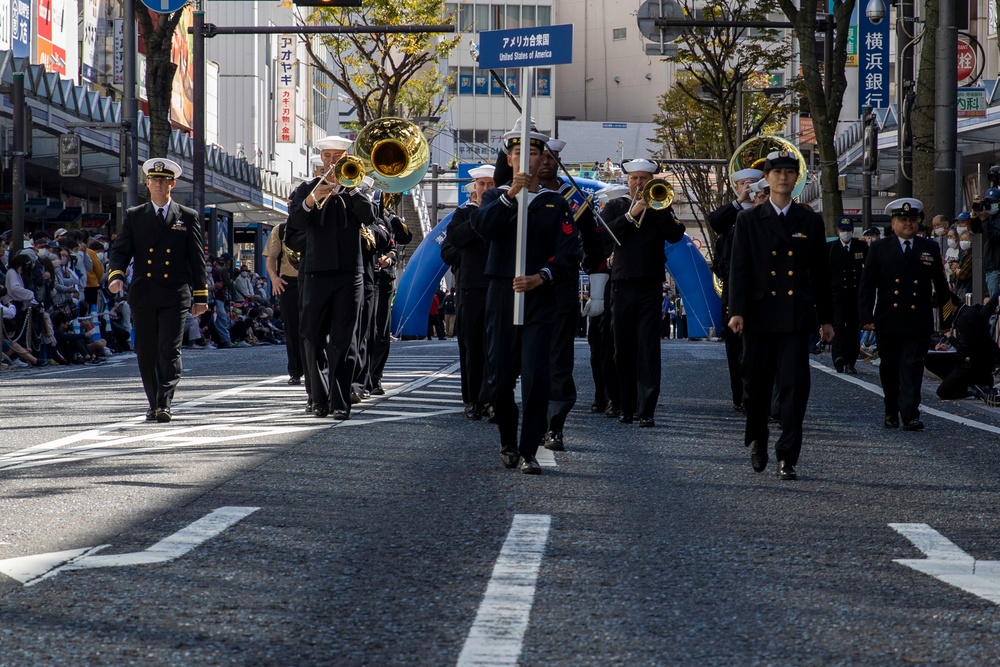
[300,0,460,128]
[775,0,856,230]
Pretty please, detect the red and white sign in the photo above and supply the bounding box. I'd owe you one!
[958,41,976,81]
[275,35,296,144]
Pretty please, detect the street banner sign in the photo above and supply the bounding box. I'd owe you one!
[957,88,986,117]
[858,4,889,116]
[477,24,573,70]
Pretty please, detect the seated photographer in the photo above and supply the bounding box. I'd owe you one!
[925,294,1000,399]
[51,310,107,364]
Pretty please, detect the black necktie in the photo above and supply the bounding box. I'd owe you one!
[904,240,911,255]
[157,208,166,224]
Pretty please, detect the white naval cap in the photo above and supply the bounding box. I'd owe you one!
[732,168,763,183]
[749,177,770,194]
[315,135,353,151]
[502,129,550,150]
[546,139,567,154]
[621,158,659,174]
[142,157,182,179]
[885,197,924,218]
[468,165,495,180]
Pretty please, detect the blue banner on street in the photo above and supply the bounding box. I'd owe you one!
[858,7,889,116]
[11,0,31,58]
[477,24,573,70]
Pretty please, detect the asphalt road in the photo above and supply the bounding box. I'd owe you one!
[0,339,999,666]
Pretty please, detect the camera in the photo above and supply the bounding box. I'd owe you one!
[973,200,984,212]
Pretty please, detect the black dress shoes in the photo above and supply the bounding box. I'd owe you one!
[332,410,350,421]
[350,392,362,405]
[845,365,858,375]
[834,357,846,373]
[500,446,520,469]
[371,385,386,396]
[361,389,371,399]
[543,431,564,451]
[638,417,655,428]
[884,415,900,429]
[287,376,301,385]
[520,456,541,474]
[590,401,603,413]
[465,403,482,420]
[145,409,157,422]
[903,418,925,431]
[305,401,314,415]
[750,441,768,473]
[314,405,330,418]
[485,404,497,423]
[605,403,620,418]
[777,460,797,480]
[155,408,172,423]
[618,414,634,425]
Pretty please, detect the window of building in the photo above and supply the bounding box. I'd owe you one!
[537,5,551,25]
[459,66,474,94]
[536,67,551,96]
[492,5,505,30]
[521,5,535,28]
[444,2,457,21]
[475,4,490,32]
[612,27,626,40]
[506,5,520,28]
[459,4,474,32]
[446,66,458,95]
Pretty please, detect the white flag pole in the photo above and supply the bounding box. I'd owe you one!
[514,66,534,326]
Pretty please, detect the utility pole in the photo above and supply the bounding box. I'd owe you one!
[933,0,957,219]
[10,73,25,256]
[122,0,139,225]
[897,0,914,197]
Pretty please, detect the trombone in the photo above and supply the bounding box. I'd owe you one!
[307,164,337,210]
[634,178,675,228]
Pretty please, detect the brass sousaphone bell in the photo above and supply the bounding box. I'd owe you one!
[337,117,431,194]
[728,135,808,199]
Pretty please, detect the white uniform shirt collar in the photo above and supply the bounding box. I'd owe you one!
[769,200,792,217]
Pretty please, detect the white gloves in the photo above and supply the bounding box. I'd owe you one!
[584,273,608,318]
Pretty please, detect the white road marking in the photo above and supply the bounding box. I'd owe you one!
[457,514,552,667]
[811,361,1000,435]
[889,523,1000,605]
[0,507,259,586]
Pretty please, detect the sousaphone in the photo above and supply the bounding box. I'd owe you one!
[349,117,431,193]
[728,135,808,199]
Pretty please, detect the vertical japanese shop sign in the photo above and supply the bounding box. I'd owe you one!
[11,0,30,58]
[276,35,296,144]
[858,6,889,116]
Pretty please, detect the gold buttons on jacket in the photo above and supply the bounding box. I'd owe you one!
[771,271,776,276]
[772,251,777,256]
[164,273,169,278]
[165,261,170,266]
[146,273,152,277]
[771,291,777,296]
[788,270,794,276]
[894,290,899,295]
[911,305,917,309]
[893,303,898,308]
[149,248,154,253]
[788,251,793,256]
[166,249,171,253]
[895,278,900,283]
[147,260,152,264]
[914,280,919,284]
[788,290,794,296]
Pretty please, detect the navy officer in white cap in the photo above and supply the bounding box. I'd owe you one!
[727,149,834,480]
[859,197,952,431]
[287,135,378,420]
[440,164,495,420]
[108,157,209,423]
[710,166,763,413]
[600,157,685,428]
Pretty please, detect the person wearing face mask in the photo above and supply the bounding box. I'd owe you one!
[828,216,868,374]
[977,188,1000,299]
[952,231,975,299]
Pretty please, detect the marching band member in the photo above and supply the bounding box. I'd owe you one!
[600,158,685,427]
[287,136,377,420]
[709,166,762,412]
[471,129,579,474]
[440,165,495,420]
[727,150,834,480]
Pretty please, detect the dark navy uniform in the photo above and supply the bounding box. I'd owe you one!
[108,199,208,414]
[859,225,950,426]
[709,199,748,409]
[441,200,489,414]
[728,201,833,468]
[367,203,411,394]
[602,196,685,423]
[472,184,579,465]
[828,227,869,373]
[287,179,377,418]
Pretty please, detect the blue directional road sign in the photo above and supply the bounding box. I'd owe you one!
[140,0,189,13]
[477,24,573,70]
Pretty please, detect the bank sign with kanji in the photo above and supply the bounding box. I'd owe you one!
[477,24,573,70]
[858,6,889,116]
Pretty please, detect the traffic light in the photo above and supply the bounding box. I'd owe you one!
[293,0,362,6]
[58,133,81,177]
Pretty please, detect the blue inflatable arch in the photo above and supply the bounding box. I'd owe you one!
[391,177,723,338]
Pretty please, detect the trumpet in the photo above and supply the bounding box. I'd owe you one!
[634,178,675,228]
